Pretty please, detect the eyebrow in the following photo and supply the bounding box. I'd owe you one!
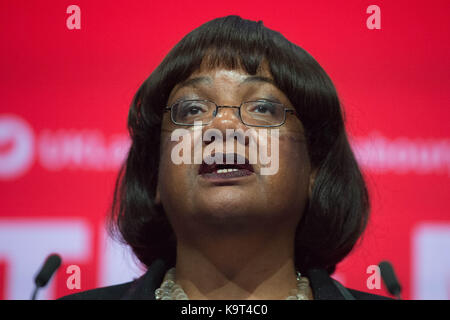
[240,75,276,86]
[177,76,212,89]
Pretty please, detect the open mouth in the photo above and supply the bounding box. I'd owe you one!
[198,153,255,179]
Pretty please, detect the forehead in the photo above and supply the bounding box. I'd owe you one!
[179,70,275,89]
[168,64,282,104]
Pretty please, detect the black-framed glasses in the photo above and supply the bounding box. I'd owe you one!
[164,99,296,127]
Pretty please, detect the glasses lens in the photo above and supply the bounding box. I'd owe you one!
[172,100,215,125]
[241,101,285,126]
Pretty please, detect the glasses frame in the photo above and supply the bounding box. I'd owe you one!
[164,99,296,128]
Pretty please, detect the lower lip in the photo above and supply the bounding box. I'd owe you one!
[200,169,254,181]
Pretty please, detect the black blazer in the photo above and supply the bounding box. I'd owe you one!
[60,258,391,300]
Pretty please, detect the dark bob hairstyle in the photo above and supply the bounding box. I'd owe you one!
[109,15,370,275]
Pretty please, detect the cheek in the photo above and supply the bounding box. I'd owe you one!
[158,132,196,212]
[279,135,311,173]
[264,133,311,204]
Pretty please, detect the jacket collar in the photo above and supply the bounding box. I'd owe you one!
[121,258,347,300]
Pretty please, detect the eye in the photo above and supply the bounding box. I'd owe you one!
[247,101,277,115]
[179,101,208,117]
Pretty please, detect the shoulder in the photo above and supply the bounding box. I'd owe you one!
[58,281,135,300]
[332,276,393,300]
[306,268,393,300]
[59,259,169,300]
[347,288,393,300]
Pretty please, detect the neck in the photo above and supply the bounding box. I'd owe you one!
[173,229,298,300]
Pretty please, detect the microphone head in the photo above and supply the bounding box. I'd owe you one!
[34,254,62,288]
[378,260,402,297]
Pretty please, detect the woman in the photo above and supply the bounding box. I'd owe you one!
[62,15,389,300]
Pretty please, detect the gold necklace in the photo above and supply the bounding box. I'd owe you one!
[155,267,313,300]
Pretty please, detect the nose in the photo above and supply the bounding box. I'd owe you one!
[203,106,250,147]
[208,106,246,130]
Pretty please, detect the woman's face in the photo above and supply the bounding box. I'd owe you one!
[156,64,315,239]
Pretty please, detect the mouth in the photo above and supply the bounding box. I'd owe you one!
[198,153,255,180]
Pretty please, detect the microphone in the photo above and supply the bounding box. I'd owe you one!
[378,260,402,299]
[31,254,62,300]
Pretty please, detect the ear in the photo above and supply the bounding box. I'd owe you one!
[308,168,318,199]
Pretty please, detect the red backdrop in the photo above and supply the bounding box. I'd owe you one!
[1,0,449,300]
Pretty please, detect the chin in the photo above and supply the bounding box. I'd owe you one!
[191,200,273,231]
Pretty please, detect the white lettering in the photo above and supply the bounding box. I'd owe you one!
[366,5,381,30]
[66,5,81,30]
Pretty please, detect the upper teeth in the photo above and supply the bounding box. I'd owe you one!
[216,168,239,173]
